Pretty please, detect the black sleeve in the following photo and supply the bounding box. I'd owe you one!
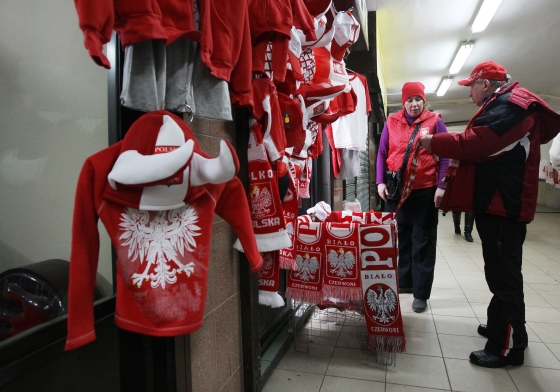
[473,93,534,137]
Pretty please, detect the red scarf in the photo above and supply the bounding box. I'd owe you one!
[396,143,421,211]
[258,251,285,308]
[285,217,324,304]
[359,221,406,354]
[245,125,291,251]
[321,222,361,301]
[279,182,300,269]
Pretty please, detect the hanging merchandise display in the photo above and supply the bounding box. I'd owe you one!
[65,111,263,350]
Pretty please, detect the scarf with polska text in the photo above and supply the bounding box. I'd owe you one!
[279,181,300,269]
[321,222,362,301]
[359,221,406,357]
[258,250,285,308]
[285,216,324,304]
[239,124,291,252]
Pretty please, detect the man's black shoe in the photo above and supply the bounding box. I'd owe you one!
[469,350,507,368]
[464,231,473,242]
[477,324,488,338]
[469,349,524,368]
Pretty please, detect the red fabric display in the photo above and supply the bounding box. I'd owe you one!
[359,221,406,354]
[258,251,285,308]
[321,222,362,301]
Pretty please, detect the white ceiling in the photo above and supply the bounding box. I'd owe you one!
[368,0,560,125]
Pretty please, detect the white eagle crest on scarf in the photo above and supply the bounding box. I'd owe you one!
[119,206,201,289]
[327,248,355,278]
[250,184,273,218]
[366,285,398,324]
[294,253,319,281]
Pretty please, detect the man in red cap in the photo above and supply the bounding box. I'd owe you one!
[419,61,560,368]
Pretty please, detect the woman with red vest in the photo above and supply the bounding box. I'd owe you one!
[376,82,450,312]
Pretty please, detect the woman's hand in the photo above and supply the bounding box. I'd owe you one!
[434,188,445,208]
[377,183,388,202]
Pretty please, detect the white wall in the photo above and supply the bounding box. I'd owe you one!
[0,0,112,284]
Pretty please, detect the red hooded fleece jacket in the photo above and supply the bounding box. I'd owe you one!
[65,111,262,350]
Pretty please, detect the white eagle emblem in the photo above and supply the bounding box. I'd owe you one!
[250,185,273,218]
[261,252,275,273]
[294,253,319,281]
[366,285,398,324]
[119,206,201,289]
[327,248,355,278]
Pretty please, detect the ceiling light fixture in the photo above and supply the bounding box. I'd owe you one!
[449,42,474,75]
[471,0,502,33]
[437,77,453,97]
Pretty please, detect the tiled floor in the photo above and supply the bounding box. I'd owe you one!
[262,212,560,392]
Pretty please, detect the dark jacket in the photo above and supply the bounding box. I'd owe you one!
[431,82,560,222]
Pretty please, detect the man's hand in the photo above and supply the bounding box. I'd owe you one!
[377,183,388,202]
[419,135,433,151]
[434,187,445,208]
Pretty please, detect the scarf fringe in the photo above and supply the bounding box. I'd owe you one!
[285,288,323,304]
[366,335,406,355]
[279,255,297,270]
[322,286,362,301]
[258,290,285,308]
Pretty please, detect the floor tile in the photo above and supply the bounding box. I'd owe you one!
[385,384,450,392]
[385,354,449,390]
[326,347,386,382]
[525,306,560,323]
[523,341,560,369]
[429,288,468,302]
[262,369,324,392]
[508,366,560,392]
[433,314,480,337]
[429,300,477,318]
[319,376,385,392]
[445,358,518,392]
[403,330,442,357]
[527,322,560,344]
[402,312,437,334]
[277,342,334,374]
[438,334,486,360]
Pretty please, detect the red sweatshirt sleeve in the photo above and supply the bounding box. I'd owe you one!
[214,178,263,272]
[65,158,102,350]
[74,0,114,69]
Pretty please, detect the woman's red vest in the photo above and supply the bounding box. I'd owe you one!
[386,109,440,190]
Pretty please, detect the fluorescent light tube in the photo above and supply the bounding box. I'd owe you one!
[472,0,502,33]
[449,42,474,75]
[437,77,453,96]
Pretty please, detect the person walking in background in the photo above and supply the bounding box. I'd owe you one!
[376,82,450,313]
[419,61,560,368]
[452,211,474,242]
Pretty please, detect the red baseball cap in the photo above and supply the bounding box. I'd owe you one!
[401,82,425,105]
[458,61,510,86]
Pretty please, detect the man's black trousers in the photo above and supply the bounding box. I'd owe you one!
[475,213,528,361]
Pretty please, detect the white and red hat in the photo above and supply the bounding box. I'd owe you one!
[104,111,239,211]
[458,61,510,86]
